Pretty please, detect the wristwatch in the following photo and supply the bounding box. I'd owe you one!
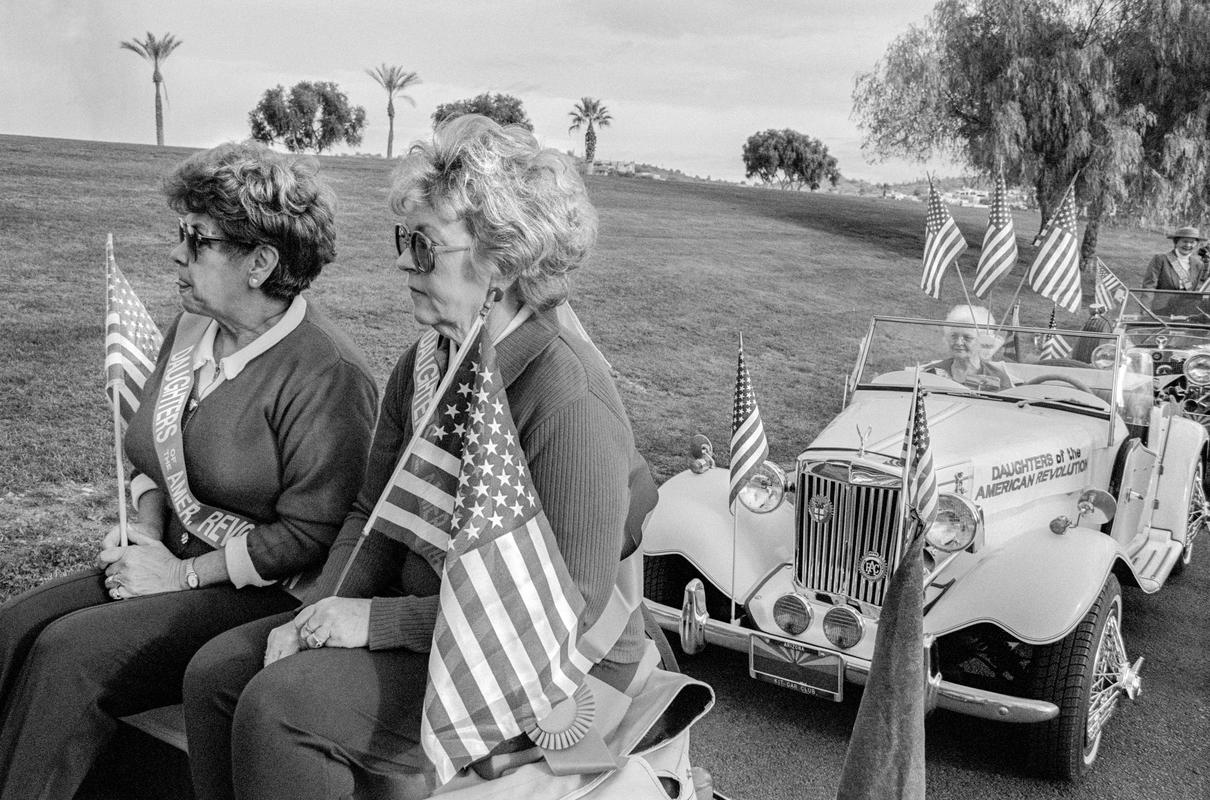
[184,558,200,590]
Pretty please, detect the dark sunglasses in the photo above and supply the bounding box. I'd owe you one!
[394,223,470,273]
[178,218,238,261]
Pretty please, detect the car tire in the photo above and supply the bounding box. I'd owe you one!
[1171,463,1203,576]
[1025,574,1124,782]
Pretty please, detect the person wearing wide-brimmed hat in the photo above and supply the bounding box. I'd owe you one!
[1142,225,1209,291]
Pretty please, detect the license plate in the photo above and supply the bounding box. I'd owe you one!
[749,633,844,701]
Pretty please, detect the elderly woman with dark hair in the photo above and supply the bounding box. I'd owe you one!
[0,142,378,800]
[183,115,660,800]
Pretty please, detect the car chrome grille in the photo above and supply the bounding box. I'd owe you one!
[796,467,902,607]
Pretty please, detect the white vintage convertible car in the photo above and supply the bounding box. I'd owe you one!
[642,315,1207,781]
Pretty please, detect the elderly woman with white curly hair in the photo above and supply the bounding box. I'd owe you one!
[925,304,1014,391]
[182,115,660,800]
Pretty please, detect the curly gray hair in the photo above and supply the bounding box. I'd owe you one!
[389,114,598,310]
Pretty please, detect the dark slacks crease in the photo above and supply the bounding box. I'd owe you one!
[184,613,432,800]
[0,568,296,800]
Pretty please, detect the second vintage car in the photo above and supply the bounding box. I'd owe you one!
[642,314,1207,781]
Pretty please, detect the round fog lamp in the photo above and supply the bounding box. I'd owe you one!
[1185,353,1210,386]
[822,606,864,650]
[925,493,981,552]
[738,461,787,513]
[1090,343,1117,370]
[773,594,812,636]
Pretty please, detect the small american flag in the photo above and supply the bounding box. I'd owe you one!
[1027,184,1082,313]
[105,234,162,433]
[1040,305,1073,360]
[1094,259,1127,311]
[921,183,967,299]
[973,171,1017,297]
[903,375,937,535]
[419,330,588,785]
[729,338,770,511]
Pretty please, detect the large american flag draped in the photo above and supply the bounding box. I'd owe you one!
[1027,184,1082,313]
[105,234,163,434]
[1094,259,1127,311]
[903,377,937,534]
[921,183,967,299]
[729,338,770,511]
[418,330,589,785]
[1040,304,1073,360]
[973,171,1017,297]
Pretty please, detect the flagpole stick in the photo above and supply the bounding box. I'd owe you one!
[111,390,129,547]
[332,302,495,597]
[993,271,1030,340]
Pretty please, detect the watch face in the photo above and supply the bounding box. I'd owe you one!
[187,574,199,588]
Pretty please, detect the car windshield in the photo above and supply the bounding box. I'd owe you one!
[1118,289,1210,328]
[849,317,1154,426]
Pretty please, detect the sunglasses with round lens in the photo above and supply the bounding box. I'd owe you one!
[394,223,471,273]
[178,218,236,261]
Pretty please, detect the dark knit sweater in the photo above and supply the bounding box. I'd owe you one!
[309,306,652,666]
[124,302,378,580]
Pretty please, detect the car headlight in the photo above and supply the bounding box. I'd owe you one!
[1185,353,1210,386]
[924,493,982,552]
[1090,343,1117,369]
[822,606,864,649]
[773,594,812,636]
[738,461,787,513]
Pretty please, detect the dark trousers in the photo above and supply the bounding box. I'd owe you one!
[0,568,296,800]
[184,614,430,800]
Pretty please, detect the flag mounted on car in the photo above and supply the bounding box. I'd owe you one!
[1094,259,1127,312]
[729,336,770,512]
[1040,304,1073,361]
[921,182,967,299]
[1027,183,1082,313]
[835,372,930,800]
[973,171,1017,297]
[104,233,163,434]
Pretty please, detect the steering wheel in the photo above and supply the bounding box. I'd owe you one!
[1023,373,1094,394]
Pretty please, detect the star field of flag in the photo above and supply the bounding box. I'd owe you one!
[419,331,588,785]
[105,234,163,433]
[973,171,1017,297]
[921,184,967,299]
[729,340,770,511]
[1027,185,1082,313]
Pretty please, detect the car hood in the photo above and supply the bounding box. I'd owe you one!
[803,389,1111,503]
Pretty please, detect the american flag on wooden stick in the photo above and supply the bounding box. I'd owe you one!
[419,330,588,785]
[1094,259,1127,311]
[921,183,967,299]
[902,374,937,534]
[105,234,162,433]
[1027,184,1082,313]
[729,337,770,511]
[973,171,1017,297]
[1040,305,1073,360]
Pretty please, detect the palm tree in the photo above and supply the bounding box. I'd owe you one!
[568,97,612,166]
[366,64,421,159]
[119,32,183,147]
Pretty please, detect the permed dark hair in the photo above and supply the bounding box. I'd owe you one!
[163,142,337,300]
[388,115,598,310]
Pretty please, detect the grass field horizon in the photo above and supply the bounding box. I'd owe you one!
[0,133,1164,599]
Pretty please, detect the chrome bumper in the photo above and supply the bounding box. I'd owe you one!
[645,597,1059,725]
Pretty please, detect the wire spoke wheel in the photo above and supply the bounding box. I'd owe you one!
[1174,462,1205,575]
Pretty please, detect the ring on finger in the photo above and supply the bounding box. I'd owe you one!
[306,632,325,648]
[109,587,123,600]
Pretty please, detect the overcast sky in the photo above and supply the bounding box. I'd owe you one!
[1,0,961,183]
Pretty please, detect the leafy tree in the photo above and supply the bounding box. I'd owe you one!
[248,82,367,153]
[365,64,420,159]
[431,93,533,130]
[850,0,1210,261]
[742,129,841,190]
[568,97,612,164]
[118,32,183,147]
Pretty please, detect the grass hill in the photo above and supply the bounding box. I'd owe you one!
[0,134,1162,598]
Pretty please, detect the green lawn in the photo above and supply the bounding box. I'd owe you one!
[0,134,1161,600]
